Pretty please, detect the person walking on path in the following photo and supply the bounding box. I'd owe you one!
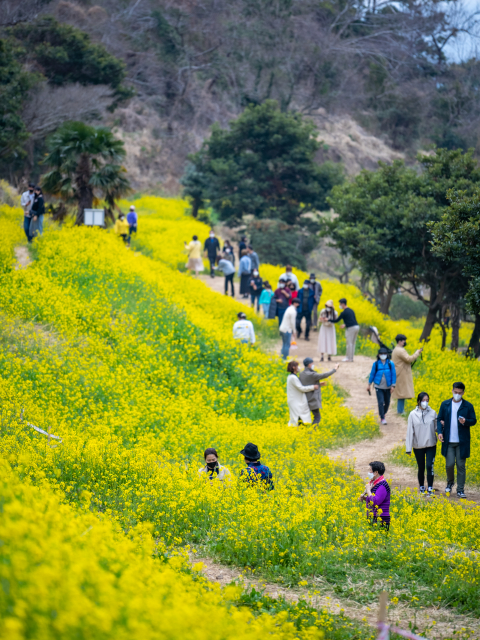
[286,360,319,426]
[204,230,220,277]
[296,280,315,341]
[318,300,337,362]
[405,392,438,495]
[223,240,235,265]
[279,298,300,359]
[259,282,274,317]
[299,357,340,426]
[309,273,323,330]
[198,448,232,483]
[114,213,130,244]
[21,183,35,243]
[366,347,396,425]
[216,253,236,296]
[238,236,248,261]
[240,443,274,490]
[279,265,299,291]
[249,270,263,311]
[248,246,260,271]
[233,312,256,345]
[329,298,359,362]
[29,186,45,238]
[127,205,137,241]
[274,279,292,325]
[238,249,252,298]
[184,235,204,277]
[437,382,477,498]
[391,334,423,414]
[359,461,391,530]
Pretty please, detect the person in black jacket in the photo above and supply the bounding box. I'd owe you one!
[329,298,359,362]
[30,186,45,240]
[204,230,220,277]
[437,381,477,498]
[249,270,263,311]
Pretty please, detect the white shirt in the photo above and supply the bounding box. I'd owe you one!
[450,399,462,443]
[233,319,256,344]
[280,272,299,291]
[279,305,297,334]
[21,190,34,213]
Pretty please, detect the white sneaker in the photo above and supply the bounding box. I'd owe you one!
[342,357,349,362]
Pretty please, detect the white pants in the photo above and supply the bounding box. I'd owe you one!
[345,325,359,361]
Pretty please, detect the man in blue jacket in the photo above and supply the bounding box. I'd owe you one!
[366,347,396,425]
[296,280,315,341]
[437,381,477,498]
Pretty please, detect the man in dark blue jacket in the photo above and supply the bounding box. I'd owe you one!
[296,280,315,341]
[437,381,477,498]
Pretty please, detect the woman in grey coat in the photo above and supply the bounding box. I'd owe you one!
[405,391,437,495]
[298,357,340,425]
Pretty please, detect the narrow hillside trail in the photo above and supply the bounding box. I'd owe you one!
[199,273,480,503]
[191,553,480,638]
[14,245,32,269]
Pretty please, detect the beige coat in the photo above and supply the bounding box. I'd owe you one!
[391,346,419,400]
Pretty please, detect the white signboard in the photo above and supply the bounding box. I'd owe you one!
[84,208,105,226]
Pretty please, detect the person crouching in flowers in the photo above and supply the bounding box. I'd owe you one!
[359,461,391,530]
[198,448,231,482]
[239,442,274,490]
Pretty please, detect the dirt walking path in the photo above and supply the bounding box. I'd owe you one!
[14,245,32,269]
[191,552,480,638]
[200,273,480,502]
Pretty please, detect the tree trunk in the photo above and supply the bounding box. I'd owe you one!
[76,153,94,225]
[419,305,439,342]
[191,198,199,218]
[450,304,460,351]
[380,280,396,315]
[467,314,480,358]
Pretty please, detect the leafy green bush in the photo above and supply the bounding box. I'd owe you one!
[389,293,426,320]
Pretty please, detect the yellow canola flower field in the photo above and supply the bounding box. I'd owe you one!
[1,199,480,631]
[0,460,327,640]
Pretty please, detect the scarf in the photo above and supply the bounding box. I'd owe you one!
[371,474,385,487]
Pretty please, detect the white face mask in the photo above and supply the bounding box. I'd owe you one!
[367,472,374,480]
[253,271,258,276]
[453,393,463,402]
[379,354,387,361]
[310,278,315,283]
[420,400,428,409]
[279,283,285,289]
[210,233,214,238]
[303,284,309,289]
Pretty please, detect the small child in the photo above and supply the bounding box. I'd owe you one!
[114,214,130,244]
[259,281,274,317]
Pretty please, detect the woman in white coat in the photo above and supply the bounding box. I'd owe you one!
[286,361,319,426]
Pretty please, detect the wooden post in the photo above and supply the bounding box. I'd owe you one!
[378,591,388,623]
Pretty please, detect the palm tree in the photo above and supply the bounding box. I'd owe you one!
[42,121,130,224]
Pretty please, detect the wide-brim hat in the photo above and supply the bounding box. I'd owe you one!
[325,299,334,307]
[240,442,260,460]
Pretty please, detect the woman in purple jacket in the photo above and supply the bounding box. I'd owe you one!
[359,460,391,530]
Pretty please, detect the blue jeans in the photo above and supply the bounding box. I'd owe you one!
[281,331,292,360]
[277,307,287,325]
[262,303,270,317]
[397,398,405,413]
[24,216,32,242]
[37,214,44,235]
